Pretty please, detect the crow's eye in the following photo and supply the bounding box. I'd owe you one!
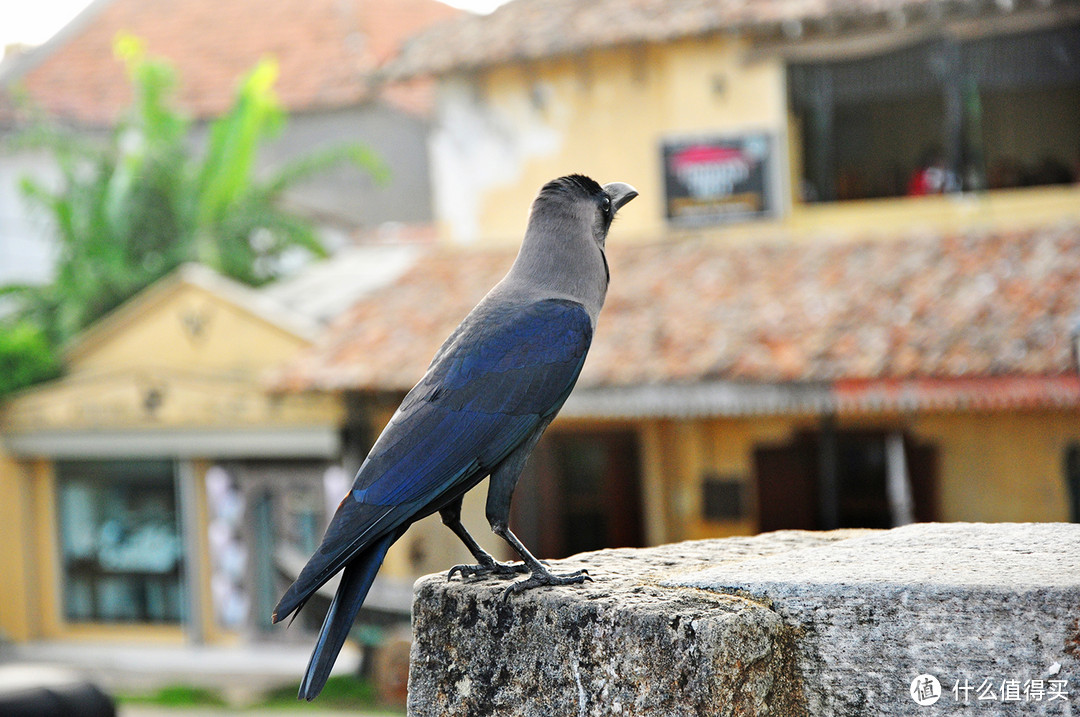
[601,196,612,216]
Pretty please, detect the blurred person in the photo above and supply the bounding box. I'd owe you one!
[907,147,959,196]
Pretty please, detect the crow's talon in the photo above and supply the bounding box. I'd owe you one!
[447,560,528,581]
[501,568,592,599]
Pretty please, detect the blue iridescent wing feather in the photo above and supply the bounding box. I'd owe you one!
[273,298,592,620]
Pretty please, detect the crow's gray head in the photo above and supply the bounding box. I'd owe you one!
[533,174,638,249]
[510,174,638,321]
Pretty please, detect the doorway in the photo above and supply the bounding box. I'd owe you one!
[754,429,938,531]
[512,430,645,559]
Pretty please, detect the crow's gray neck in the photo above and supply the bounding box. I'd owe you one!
[504,206,608,323]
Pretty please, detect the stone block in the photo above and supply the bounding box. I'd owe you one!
[675,523,1080,715]
[408,524,1080,716]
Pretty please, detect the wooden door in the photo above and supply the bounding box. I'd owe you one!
[513,430,645,559]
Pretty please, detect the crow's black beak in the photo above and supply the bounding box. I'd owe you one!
[603,182,638,212]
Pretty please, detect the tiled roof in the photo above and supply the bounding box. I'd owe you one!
[386,0,1066,78]
[260,244,422,326]
[278,249,513,392]
[2,0,461,125]
[275,222,1080,399]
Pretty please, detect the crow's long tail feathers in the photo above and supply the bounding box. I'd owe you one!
[297,532,395,701]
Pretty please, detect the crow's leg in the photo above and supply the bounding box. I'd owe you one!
[491,521,590,598]
[441,497,527,581]
[484,421,591,598]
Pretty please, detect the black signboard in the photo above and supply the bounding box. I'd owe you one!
[662,134,778,225]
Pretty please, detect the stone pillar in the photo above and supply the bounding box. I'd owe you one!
[408,524,1080,716]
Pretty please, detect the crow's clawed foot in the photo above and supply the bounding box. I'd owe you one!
[447,559,529,581]
[502,567,591,599]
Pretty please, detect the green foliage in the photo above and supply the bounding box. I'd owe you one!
[116,675,398,713]
[118,683,229,708]
[0,34,387,396]
[0,319,61,396]
[259,675,382,710]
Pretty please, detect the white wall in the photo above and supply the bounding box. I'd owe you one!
[429,76,564,244]
[0,150,56,286]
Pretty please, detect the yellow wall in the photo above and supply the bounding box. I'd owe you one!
[3,271,342,435]
[645,415,815,542]
[435,37,787,245]
[596,408,1079,547]
[912,410,1078,523]
[3,368,341,433]
[784,184,1080,243]
[67,280,307,375]
[434,38,1080,246]
[189,459,223,645]
[29,459,60,639]
[0,444,35,641]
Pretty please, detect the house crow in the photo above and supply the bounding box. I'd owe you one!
[272,174,638,699]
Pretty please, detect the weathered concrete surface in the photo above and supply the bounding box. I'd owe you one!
[407,530,863,716]
[408,523,1080,716]
[674,523,1080,715]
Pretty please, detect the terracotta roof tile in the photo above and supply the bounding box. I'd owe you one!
[386,0,1057,78]
[5,0,461,125]
[276,222,1080,393]
[278,249,514,392]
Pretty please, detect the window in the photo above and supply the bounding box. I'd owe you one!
[56,460,185,624]
[789,24,1080,202]
[554,439,612,556]
[701,473,745,521]
[1066,443,1080,523]
[754,430,938,531]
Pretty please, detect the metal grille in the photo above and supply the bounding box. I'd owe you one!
[963,24,1080,91]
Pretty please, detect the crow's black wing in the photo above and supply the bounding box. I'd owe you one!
[273,298,592,622]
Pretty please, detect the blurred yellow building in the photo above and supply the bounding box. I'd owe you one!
[0,0,452,653]
[318,0,1080,563]
[0,265,343,644]
[2,0,1080,651]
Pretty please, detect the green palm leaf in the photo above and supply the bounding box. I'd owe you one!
[0,34,384,396]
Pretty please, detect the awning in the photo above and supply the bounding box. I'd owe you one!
[2,426,341,459]
[561,375,1080,420]
[562,381,834,419]
[833,375,1080,414]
